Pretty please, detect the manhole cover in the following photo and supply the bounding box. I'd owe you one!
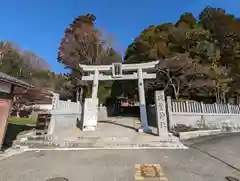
[226,176,239,181]
[46,177,69,181]
[140,165,159,177]
[135,164,168,180]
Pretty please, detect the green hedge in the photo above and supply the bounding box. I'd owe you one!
[7,116,36,125]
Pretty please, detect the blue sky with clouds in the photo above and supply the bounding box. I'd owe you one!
[0,0,239,73]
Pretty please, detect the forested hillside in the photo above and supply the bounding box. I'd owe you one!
[121,7,240,104]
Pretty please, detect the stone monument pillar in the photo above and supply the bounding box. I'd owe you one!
[154,91,168,135]
[51,93,59,110]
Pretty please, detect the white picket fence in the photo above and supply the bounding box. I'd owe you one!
[56,100,81,112]
[170,99,240,115]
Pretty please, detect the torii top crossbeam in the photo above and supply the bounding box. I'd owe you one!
[79,61,159,81]
[79,61,159,72]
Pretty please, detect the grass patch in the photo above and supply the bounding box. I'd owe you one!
[8,116,36,125]
[2,117,37,151]
[2,123,35,151]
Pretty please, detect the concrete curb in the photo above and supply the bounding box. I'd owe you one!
[179,129,222,140]
[179,129,240,140]
[25,146,188,151]
[0,146,189,161]
[182,132,240,146]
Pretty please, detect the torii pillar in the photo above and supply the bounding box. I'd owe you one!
[137,68,151,133]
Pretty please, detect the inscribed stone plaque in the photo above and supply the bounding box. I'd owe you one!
[154,91,168,135]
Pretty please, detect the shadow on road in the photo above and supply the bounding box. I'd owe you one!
[98,120,137,131]
[98,120,158,136]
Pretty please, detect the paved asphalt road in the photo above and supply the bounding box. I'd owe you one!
[1,133,240,181]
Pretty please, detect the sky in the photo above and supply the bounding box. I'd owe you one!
[0,0,239,73]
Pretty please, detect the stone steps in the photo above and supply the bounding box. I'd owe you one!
[11,129,187,149]
[14,141,185,149]
[13,136,186,149]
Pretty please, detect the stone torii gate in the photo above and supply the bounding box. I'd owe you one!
[80,61,159,133]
